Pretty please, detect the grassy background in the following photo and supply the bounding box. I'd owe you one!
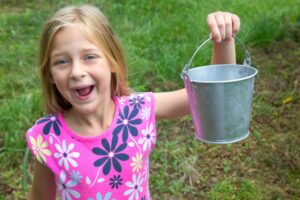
[0,0,299,199]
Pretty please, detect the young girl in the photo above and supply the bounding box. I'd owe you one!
[26,5,240,200]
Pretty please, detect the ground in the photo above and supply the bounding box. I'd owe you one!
[150,26,300,199]
[1,24,299,200]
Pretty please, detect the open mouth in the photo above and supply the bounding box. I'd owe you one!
[74,85,94,98]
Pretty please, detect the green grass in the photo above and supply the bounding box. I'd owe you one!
[208,179,263,200]
[0,0,299,199]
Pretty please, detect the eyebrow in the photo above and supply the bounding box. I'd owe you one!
[51,48,101,58]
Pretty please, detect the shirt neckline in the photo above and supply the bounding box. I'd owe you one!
[58,96,119,142]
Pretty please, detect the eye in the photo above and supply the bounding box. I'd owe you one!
[84,54,98,61]
[53,58,70,66]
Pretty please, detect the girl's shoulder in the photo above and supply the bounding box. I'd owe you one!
[26,113,63,136]
[117,92,155,109]
[25,113,63,165]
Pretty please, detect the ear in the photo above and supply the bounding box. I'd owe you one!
[108,60,117,73]
[110,66,117,73]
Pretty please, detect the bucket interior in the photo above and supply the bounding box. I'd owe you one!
[187,64,257,83]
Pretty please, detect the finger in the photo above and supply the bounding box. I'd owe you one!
[232,14,240,36]
[224,14,233,41]
[207,14,221,42]
[215,13,226,41]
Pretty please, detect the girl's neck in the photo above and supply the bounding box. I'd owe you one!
[63,98,116,137]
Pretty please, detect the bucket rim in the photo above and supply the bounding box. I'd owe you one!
[195,131,250,144]
[184,64,258,84]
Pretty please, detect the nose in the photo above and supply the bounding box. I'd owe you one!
[69,60,86,79]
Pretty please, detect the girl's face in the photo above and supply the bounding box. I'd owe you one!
[50,26,113,114]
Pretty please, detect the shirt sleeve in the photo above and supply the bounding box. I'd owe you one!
[145,92,157,151]
[26,121,53,166]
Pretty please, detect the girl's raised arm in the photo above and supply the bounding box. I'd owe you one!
[154,11,240,120]
[28,161,56,200]
[207,11,240,64]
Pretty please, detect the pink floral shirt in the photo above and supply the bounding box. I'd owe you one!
[26,93,157,200]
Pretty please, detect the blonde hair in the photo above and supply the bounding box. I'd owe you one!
[39,5,131,114]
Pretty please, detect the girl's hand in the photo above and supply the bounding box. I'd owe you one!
[207,11,240,43]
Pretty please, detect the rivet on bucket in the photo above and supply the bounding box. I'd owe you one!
[182,36,258,144]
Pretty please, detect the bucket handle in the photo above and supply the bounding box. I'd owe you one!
[182,36,251,76]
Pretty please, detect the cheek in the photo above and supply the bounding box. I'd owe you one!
[51,68,65,83]
[51,72,67,92]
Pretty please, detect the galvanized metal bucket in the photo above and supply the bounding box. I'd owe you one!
[182,37,258,144]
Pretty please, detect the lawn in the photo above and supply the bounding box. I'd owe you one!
[0,0,299,199]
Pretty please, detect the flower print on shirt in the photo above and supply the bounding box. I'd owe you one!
[69,171,82,184]
[138,123,156,151]
[109,175,123,189]
[29,134,51,163]
[56,171,81,200]
[130,153,143,173]
[113,105,142,142]
[118,96,127,105]
[129,95,145,110]
[92,136,129,175]
[36,114,62,136]
[124,173,144,200]
[87,192,116,200]
[140,107,151,121]
[54,140,80,171]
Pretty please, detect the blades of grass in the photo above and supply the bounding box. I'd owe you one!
[22,148,30,192]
